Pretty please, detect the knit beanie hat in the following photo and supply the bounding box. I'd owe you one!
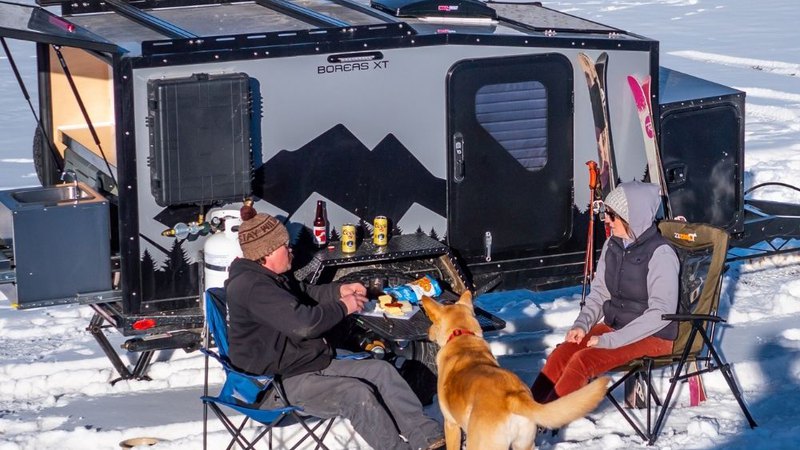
[237,203,290,261]
[604,185,630,224]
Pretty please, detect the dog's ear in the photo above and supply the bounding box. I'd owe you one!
[421,296,442,323]
[457,290,474,311]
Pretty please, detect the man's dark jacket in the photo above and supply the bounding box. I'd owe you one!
[224,258,347,377]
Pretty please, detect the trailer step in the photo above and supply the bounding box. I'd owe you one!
[121,330,201,353]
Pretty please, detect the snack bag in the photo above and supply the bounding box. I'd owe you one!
[383,275,442,304]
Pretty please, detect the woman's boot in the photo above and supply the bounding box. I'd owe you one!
[530,373,556,403]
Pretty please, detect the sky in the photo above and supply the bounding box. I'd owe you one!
[2,0,800,449]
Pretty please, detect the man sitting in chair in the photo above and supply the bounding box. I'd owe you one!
[530,181,680,403]
[225,204,445,450]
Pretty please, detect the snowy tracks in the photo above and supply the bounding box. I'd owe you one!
[670,50,800,141]
[670,50,800,77]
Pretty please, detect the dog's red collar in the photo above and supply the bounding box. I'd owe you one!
[447,328,476,343]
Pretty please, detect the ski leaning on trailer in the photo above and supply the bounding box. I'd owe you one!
[626,74,671,213]
[628,75,706,402]
[578,52,618,197]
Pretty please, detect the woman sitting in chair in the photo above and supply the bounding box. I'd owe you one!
[531,180,679,403]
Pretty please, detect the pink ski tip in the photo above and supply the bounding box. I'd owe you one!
[627,76,648,110]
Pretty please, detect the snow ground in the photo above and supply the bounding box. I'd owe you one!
[2,0,800,449]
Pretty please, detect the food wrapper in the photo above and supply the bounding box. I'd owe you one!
[382,275,442,304]
[376,295,413,316]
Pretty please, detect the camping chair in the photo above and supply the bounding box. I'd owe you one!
[605,221,757,445]
[202,287,355,450]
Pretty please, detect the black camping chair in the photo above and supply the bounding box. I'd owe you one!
[605,221,757,445]
[202,287,347,450]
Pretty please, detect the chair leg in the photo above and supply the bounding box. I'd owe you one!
[645,358,653,438]
[315,418,336,450]
[606,368,649,442]
[698,328,758,428]
[649,327,700,445]
[227,416,250,450]
[289,412,331,450]
[206,402,256,450]
[203,356,209,450]
[245,426,272,450]
[205,403,293,450]
[642,361,662,407]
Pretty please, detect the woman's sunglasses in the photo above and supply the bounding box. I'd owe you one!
[603,206,617,222]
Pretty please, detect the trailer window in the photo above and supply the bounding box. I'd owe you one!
[475,81,547,171]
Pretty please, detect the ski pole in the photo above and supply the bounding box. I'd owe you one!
[581,161,601,308]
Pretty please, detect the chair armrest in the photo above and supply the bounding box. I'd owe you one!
[663,313,725,323]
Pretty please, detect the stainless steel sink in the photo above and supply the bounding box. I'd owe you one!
[12,184,93,204]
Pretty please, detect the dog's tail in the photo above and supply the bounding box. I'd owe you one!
[518,377,609,429]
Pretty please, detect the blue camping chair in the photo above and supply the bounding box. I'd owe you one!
[201,287,365,450]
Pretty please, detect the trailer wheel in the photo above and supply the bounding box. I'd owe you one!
[32,127,61,185]
[397,340,438,405]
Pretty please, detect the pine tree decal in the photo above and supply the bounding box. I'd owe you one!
[391,224,402,236]
[357,218,372,243]
[162,239,195,297]
[294,226,315,256]
[416,225,424,234]
[329,227,340,242]
[429,227,439,241]
[141,250,156,301]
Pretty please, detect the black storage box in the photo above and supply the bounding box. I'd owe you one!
[658,67,745,234]
[147,73,252,207]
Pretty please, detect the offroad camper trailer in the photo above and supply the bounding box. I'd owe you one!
[0,0,786,382]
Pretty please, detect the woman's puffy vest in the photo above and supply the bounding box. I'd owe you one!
[602,225,678,340]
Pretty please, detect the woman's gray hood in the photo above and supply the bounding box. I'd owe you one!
[607,181,662,240]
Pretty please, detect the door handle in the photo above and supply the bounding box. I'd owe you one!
[453,132,465,183]
[664,164,687,187]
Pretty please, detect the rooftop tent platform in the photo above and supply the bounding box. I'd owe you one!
[19,0,651,58]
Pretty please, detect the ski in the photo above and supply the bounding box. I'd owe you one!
[578,52,618,197]
[626,75,669,203]
[641,76,653,115]
[688,361,708,407]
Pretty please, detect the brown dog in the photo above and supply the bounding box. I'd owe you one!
[422,292,608,450]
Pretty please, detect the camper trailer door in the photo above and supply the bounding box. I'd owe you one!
[446,54,574,262]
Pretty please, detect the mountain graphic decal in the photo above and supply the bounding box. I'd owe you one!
[254,124,446,222]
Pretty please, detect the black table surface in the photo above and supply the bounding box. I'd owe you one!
[351,293,506,341]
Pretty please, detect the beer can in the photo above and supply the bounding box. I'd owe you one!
[373,216,388,246]
[341,223,357,253]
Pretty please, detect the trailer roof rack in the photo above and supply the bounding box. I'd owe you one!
[371,0,498,19]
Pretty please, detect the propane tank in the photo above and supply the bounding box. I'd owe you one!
[203,208,243,290]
